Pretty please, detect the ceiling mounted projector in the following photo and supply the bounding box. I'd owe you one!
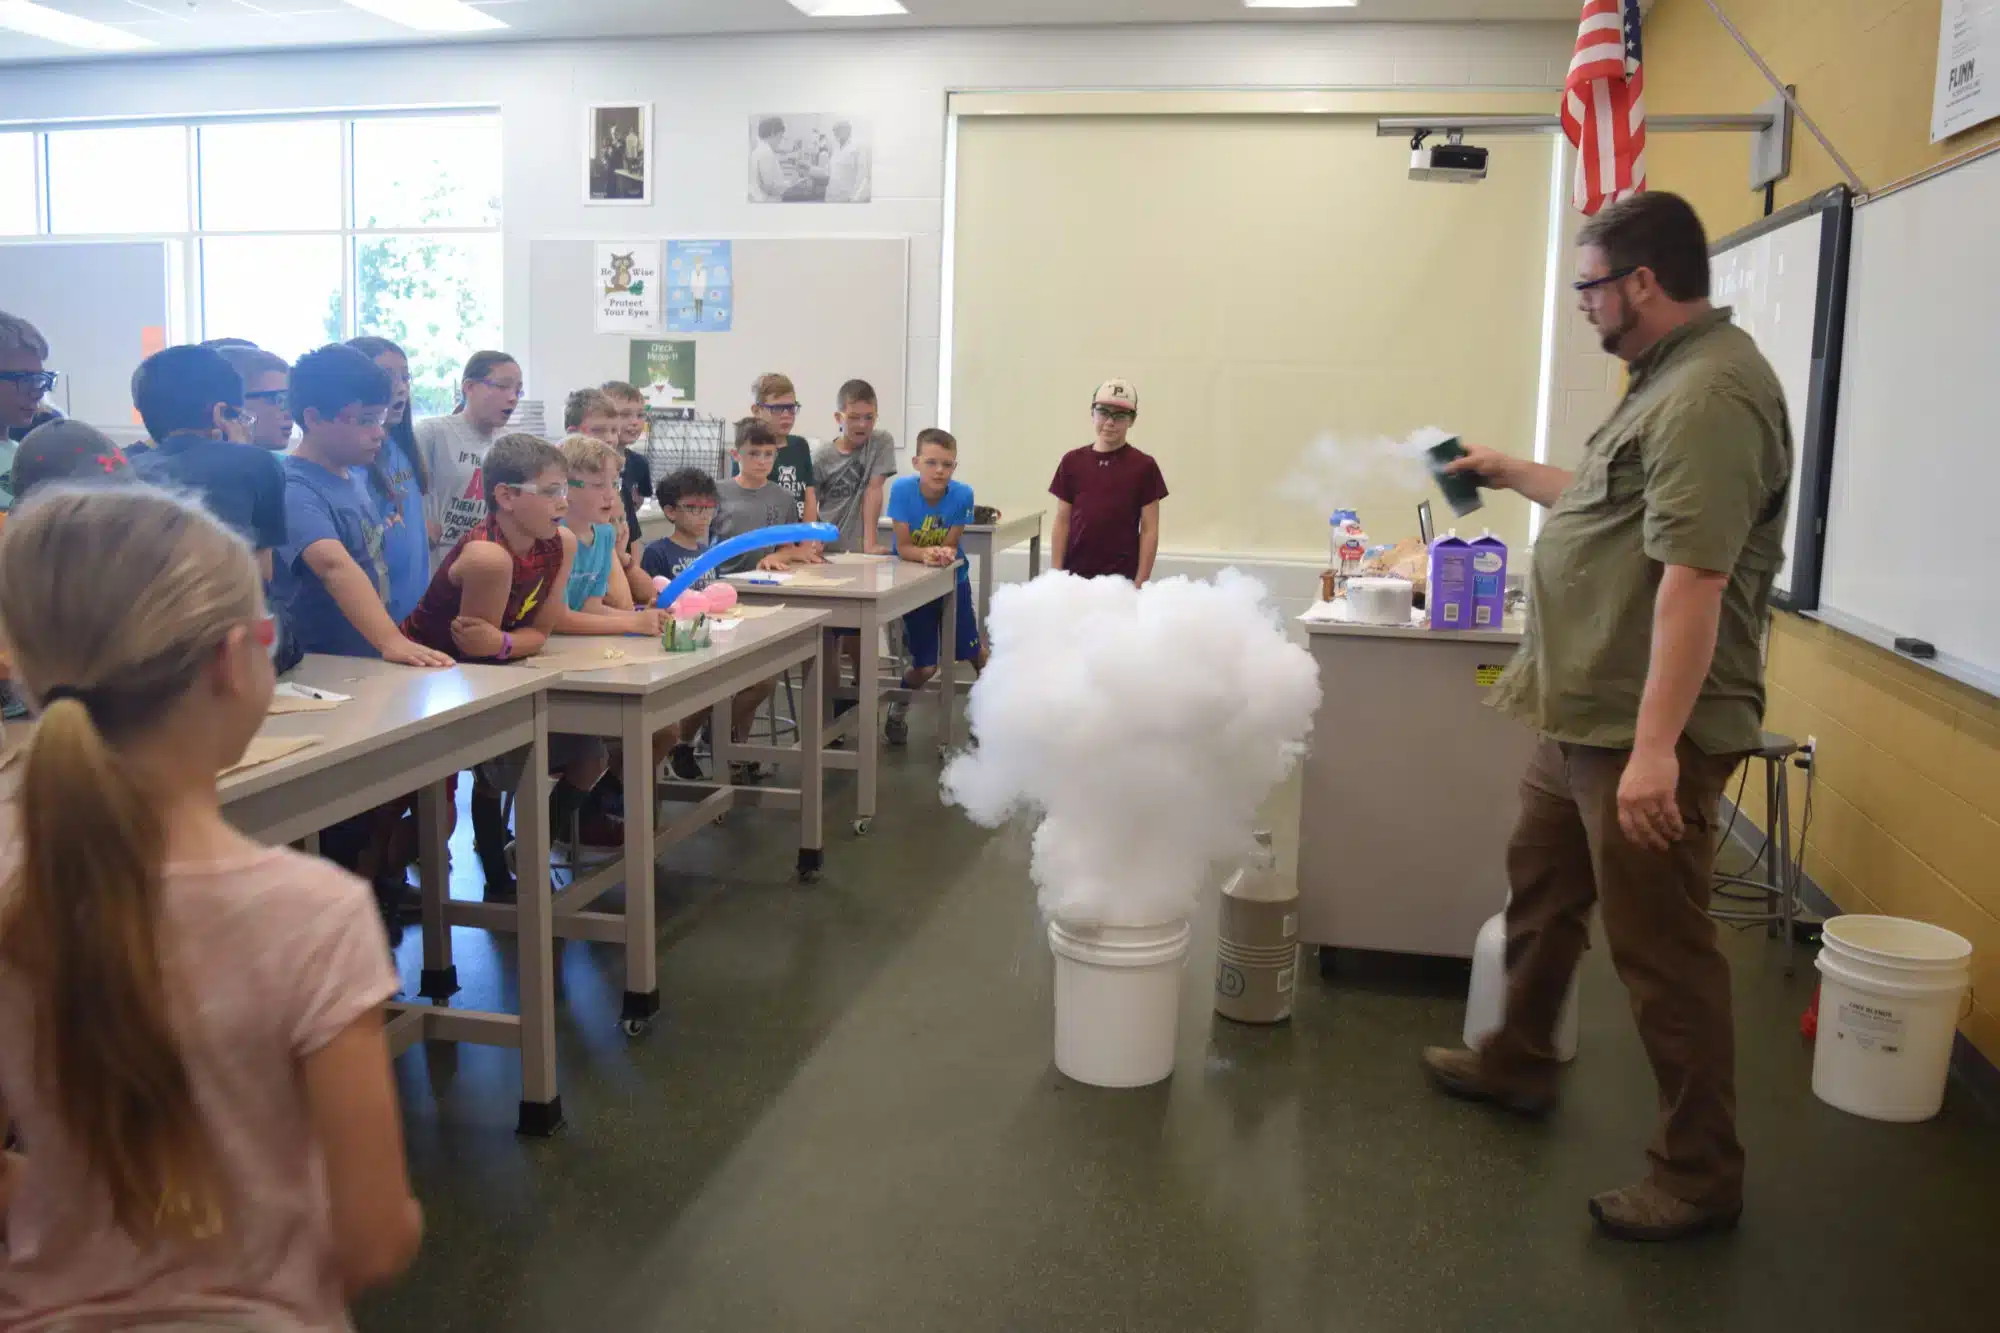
[1409,132,1488,184]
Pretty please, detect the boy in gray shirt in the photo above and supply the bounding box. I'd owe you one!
[713,419,823,574]
[811,379,897,553]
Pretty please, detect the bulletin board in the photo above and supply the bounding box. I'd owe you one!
[527,236,908,445]
[0,240,172,437]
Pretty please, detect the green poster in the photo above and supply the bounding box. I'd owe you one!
[628,339,697,408]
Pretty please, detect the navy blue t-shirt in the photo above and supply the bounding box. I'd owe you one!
[131,431,285,551]
[641,534,710,588]
[273,455,390,659]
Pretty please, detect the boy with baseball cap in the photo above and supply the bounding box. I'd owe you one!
[1048,378,1168,585]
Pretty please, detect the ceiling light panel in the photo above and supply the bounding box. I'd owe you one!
[0,0,154,50]
[787,1,910,17]
[340,0,509,33]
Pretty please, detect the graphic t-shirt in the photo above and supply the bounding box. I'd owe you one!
[414,413,501,559]
[642,534,710,588]
[1048,443,1169,581]
[712,477,802,575]
[887,475,974,586]
[773,434,816,521]
[566,522,617,611]
[811,430,896,552]
[274,455,389,660]
[401,518,565,662]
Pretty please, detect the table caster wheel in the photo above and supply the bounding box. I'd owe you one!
[852,817,872,836]
[713,812,728,826]
[620,1017,652,1038]
[797,848,824,883]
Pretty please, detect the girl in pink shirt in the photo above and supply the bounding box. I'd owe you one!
[0,487,422,1330]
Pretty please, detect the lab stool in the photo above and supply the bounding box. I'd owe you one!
[1710,731,1805,973]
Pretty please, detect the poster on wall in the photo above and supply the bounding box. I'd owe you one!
[594,242,663,334]
[1933,0,2000,142]
[666,240,733,332]
[586,103,653,204]
[629,339,698,409]
[748,114,873,203]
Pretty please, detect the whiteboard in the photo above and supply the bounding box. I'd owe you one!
[526,236,908,449]
[1819,147,2000,695]
[0,240,170,437]
[1707,187,1850,611]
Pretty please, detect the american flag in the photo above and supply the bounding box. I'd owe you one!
[1561,0,1647,216]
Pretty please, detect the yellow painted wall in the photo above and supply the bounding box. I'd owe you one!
[1646,0,2000,1062]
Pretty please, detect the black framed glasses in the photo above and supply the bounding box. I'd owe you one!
[0,370,58,393]
[245,389,290,408]
[1092,404,1136,422]
[759,401,801,415]
[1573,266,1638,293]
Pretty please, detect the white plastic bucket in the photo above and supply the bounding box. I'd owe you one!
[1812,915,1973,1123]
[1463,909,1580,1063]
[1047,919,1193,1088]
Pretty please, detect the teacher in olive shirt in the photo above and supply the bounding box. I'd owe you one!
[1424,192,1792,1243]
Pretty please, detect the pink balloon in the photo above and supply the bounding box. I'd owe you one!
[672,593,707,619]
[702,582,739,613]
[652,574,670,594]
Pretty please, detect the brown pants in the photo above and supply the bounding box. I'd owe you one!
[1480,736,1746,1209]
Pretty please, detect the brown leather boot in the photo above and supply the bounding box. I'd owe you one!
[1420,1046,1556,1118]
[1589,1181,1742,1242]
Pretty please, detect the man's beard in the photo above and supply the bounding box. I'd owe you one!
[1597,304,1638,355]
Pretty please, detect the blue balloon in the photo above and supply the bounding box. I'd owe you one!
[656,522,839,607]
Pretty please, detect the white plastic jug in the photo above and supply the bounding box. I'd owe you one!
[1462,907,1580,1063]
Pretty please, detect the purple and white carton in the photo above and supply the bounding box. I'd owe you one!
[1428,534,1473,630]
[1469,532,1508,630]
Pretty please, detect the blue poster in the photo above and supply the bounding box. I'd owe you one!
[666,240,733,333]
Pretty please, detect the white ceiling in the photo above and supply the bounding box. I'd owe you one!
[0,1,1578,66]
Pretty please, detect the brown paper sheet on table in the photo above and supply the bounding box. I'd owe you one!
[522,639,683,673]
[722,603,785,621]
[224,734,320,777]
[784,571,856,588]
[267,694,344,716]
[825,552,892,565]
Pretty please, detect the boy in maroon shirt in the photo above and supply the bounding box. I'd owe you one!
[1049,379,1168,585]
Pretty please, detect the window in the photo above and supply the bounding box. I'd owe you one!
[198,121,342,232]
[352,115,502,230]
[13,112,501,387]
[201,235,344,362]
[46,125,190,235]
[0,134,35,236]
[355,235,503,417]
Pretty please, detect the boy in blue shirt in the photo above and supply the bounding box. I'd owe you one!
[274,344,454,667]
[641,467,720,585]
[885,428,987,745]
[128,344,285,580]
[555,433,663,633]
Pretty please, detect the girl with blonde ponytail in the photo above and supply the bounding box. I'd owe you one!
[0,487,422,1329]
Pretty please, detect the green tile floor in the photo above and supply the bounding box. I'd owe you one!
[361,744,2000,1333]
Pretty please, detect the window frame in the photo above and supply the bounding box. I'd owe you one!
[0,107,502,353]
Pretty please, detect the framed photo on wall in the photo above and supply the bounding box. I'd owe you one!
[585,103,652,206]
[749,113,872,203]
